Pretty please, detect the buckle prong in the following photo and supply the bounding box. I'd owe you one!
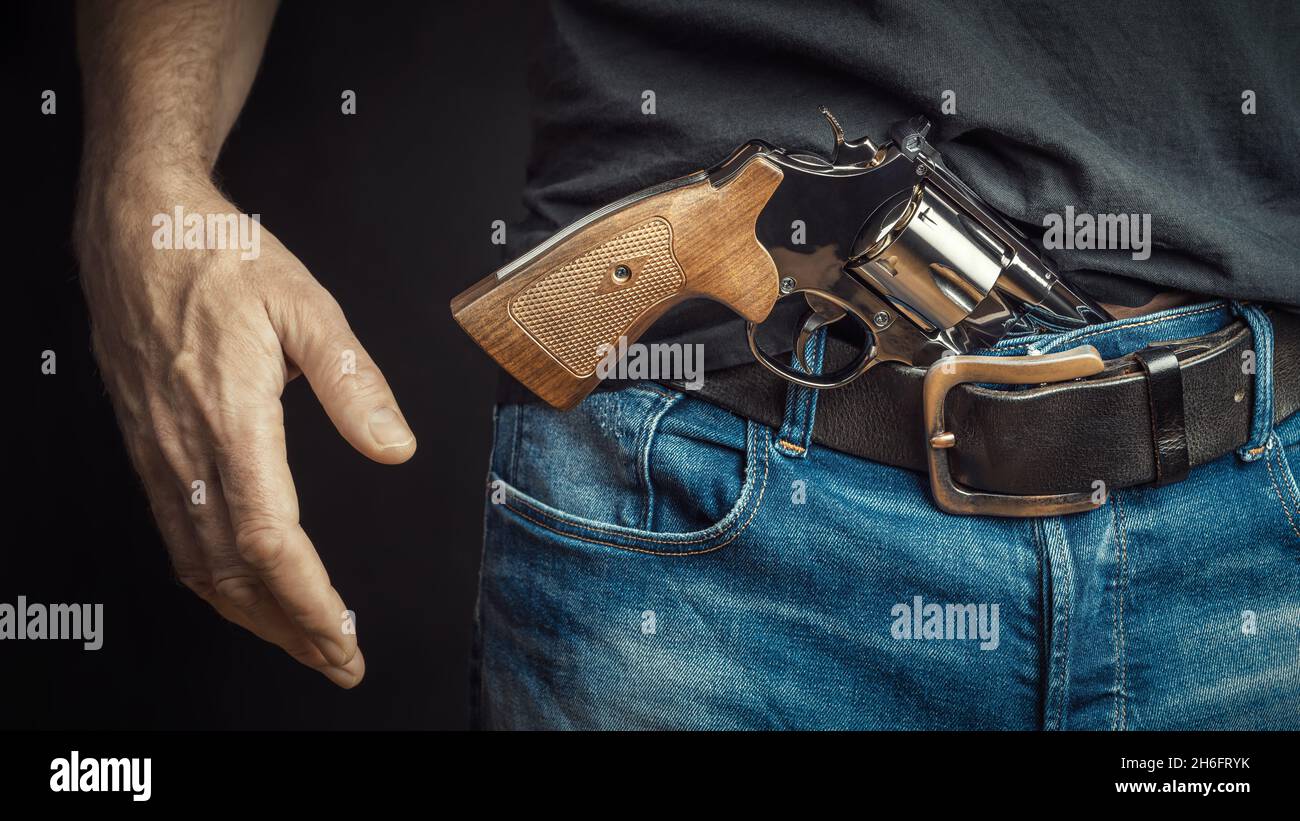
[923,345,1106,517]
[929,432,956,449]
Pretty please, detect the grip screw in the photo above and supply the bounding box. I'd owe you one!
[612,265,632,282]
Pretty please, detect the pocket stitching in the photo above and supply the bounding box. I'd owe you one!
[1263,442,1300,541]
[496,422,771,555]
[501,421,767,544]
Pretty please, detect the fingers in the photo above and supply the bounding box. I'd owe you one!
[192,484,367,688]
[135,416,364,688]
[205,573,366,689]
[89,227,387,688]
[209,401,362,672]
[268,283,416,465]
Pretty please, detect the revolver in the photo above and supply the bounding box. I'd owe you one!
[451,111,1110,409]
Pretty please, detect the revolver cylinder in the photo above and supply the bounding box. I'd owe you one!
[849,183,1007,334]
[847,170,1107,356]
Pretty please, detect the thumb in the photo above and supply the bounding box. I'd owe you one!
[269,282,417,464]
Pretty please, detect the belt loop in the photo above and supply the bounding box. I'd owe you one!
[774,329,827,459]
[1231,301,1276,462]
[1133,346,1190,485]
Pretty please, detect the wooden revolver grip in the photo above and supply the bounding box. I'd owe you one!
[450,157,785,409]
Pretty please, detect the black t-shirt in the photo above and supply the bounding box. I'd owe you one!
[509,0,1300,369]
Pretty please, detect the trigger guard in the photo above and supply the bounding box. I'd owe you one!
[746,290,878,390]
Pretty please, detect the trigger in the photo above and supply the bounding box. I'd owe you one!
[794,302,846,373]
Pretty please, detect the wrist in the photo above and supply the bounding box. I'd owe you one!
[76,152,221,240]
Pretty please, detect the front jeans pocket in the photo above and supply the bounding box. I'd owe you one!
[487,384,770,556]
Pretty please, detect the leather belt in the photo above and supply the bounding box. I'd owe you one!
[664,308,1300,515]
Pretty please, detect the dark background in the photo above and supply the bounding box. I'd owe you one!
[9,0,545,729]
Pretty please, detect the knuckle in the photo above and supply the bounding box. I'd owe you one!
[323,346,387,405]
[338,365,388,406]
[233,520,288,571]
[300,282,345,320]
[285,641,329,670]
[175,572,216,601]
[287,285,344,337]
[212,574,265,610]
[294,297,372,384]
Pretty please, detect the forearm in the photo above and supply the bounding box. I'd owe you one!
[76,0,278,186]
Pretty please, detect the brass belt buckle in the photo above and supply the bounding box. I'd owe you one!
[923,345,1106,517]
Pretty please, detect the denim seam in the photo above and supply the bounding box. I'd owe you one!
[1110,496,1119,731]
[498,447,770,556]
[1055,517,1073,731]
[508,404,521,487]
[495,423,772,554]
[1036,517,1073,731]
[1112,491,1130,732]
[638,392,683,531]
[996,304,1224,354]
[501,420,763,542]
[1032,520,1051,729]
[800,387,815,447]
[1263,440,1300,541]
[800,381,811,446]
[1276,444,1300,516]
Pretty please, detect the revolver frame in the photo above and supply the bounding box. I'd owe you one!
[717,113,1109,387]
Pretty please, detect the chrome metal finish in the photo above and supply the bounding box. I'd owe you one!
[724,111,1110,390]
[819,106,880,165]
[850,184,1006,333]
[923,346,1107,517]
[744,242,933,388]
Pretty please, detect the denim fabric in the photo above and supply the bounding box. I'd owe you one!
[473,300,1300,729]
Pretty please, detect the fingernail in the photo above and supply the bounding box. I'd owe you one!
[368,407,413,448]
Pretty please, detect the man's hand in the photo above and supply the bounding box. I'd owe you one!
[74,0,411,687]
[76,169,414,688]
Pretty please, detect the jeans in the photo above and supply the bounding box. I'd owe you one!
[472,299,1300,729]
